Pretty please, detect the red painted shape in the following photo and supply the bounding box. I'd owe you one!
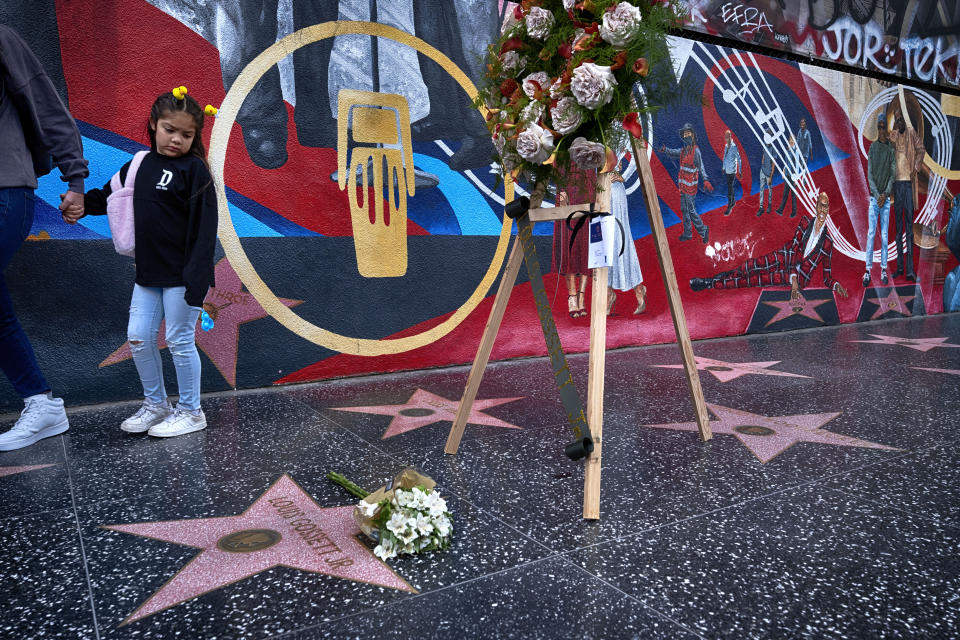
[54,1,425,237]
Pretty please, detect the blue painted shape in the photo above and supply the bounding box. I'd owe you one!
[28,198,107,239]
[412,153,502,235]
[407,186,462,235]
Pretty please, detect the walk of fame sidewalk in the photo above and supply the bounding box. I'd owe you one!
[0,312,958,639]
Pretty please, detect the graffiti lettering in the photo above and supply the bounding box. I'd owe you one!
[820,18,958,86]
[720,2,774,37]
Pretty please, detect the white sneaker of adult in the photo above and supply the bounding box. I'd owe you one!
[121,400,172,433]
[0,394,69,451]
[148,407,207,438]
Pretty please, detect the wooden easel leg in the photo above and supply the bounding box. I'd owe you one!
[629,138,712,441]
[583,266,608,520]
[444,239,525,454]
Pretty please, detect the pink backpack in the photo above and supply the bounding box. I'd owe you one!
[106,150,148,257]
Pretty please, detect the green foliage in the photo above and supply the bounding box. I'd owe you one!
[474,0,694,187]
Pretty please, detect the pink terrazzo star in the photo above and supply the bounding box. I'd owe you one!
[643,403,900,463]
[105,474,413,626]
[762,292,831,327]
[653,357,810,383]
[99,258,302,386]
[851,334,960,352]
[0,464,55,478]
[332,389,523,439]
[868,288,915,320]
[912,367,960,376]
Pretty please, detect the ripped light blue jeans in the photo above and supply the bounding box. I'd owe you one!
[128,285,202,410]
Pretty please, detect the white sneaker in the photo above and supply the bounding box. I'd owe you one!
[148,407,206,438]
[0,394,69,451]
[121,400,172,433]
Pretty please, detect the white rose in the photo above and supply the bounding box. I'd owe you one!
[562,0,576,9]
[522,71,550,98]
[520,102,544,124]
[500,50,525,74]
[525,6,554,40]
[569,137,606,171]
[549,78,567,98]
[600,2,643,48]
[550,97,583,135]
[494,134,522,172]
[516,123,555,164]
[501,151,522,172]
[570,62,617,110]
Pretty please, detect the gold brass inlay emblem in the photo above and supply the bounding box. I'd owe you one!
[217,528,282,553]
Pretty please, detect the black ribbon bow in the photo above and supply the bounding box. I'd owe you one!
[566,205,626,258]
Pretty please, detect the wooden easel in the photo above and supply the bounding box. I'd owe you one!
[444,138,711,520]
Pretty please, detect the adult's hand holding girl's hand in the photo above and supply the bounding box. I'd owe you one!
[59,191,85,224]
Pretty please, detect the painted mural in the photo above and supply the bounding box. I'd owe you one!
[683,0,960,90]
[1,0,957,412]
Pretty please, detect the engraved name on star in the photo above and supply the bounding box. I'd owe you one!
[332,389,523,439]
[851,334,960,352]
[653,357,810,383]
[643,403,900,462]
[762,291,831,327]
[0,464,55,478]
[868,288,915,320]
[99,258,302,386]
[104,474,413,626]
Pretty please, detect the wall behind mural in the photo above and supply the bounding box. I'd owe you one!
[1,0,957,412]
[683,0,960,90]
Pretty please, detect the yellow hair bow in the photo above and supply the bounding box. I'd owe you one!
[204,104,218,116]
[172,86,188,100]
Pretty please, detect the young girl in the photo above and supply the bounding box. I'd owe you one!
[70,88,217,437]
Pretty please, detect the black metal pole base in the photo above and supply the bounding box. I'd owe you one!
[564,437,594,461]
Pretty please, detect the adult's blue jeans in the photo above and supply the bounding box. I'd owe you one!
[865,196,890,271]
[127,284,203,411]
[0,188,49,399]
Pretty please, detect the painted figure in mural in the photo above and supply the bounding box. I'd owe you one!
[863,111,896,286]
[888,112,926,281]
[775,134,803,218]
[607,170,647,316]
[148,0,497,171]
[660,123,713,243]
[722,129,741,216]
[756,130,775,216]
[553,167,595,319]
[689,192,850,301]
[66,90,217,439]
[0,25,87,451]
[944,196,960,312]
[796,117,812,165]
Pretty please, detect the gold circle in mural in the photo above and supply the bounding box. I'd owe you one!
[208,22,513,356]
[217,529,282,553]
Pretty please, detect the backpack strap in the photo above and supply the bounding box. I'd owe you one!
[124,150,149,188]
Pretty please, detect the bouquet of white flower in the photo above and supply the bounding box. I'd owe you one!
[327,469,453,561]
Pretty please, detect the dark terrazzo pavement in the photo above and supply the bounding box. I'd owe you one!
[0,312,957,639]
